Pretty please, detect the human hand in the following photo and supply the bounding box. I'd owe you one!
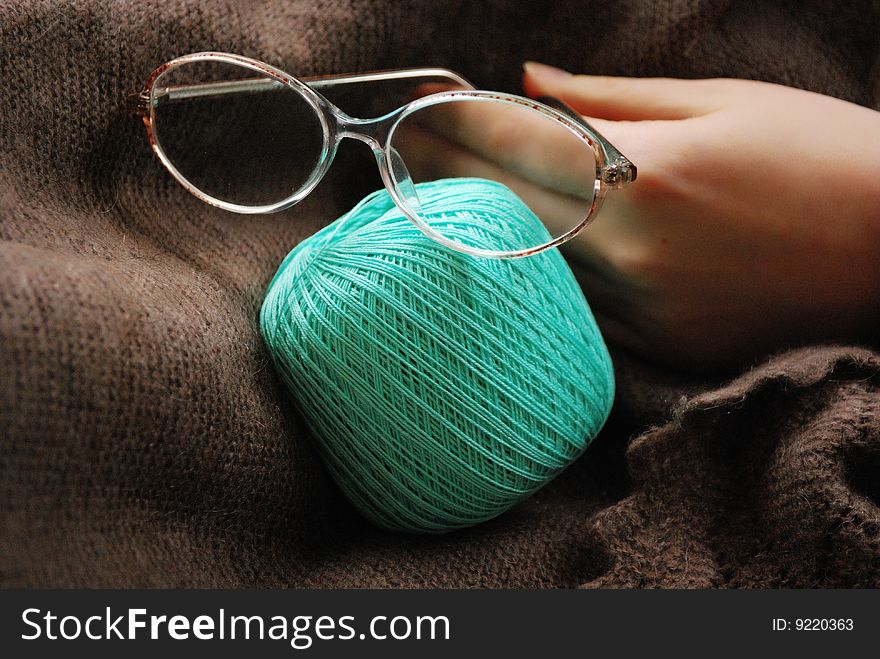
[519,63,880,372]
[408,64,880,373]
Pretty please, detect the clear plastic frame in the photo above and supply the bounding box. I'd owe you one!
[137,51,636,259]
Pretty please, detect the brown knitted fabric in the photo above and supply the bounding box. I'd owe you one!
[1,0,879,588]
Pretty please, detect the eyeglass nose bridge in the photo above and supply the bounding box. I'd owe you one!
[330,108,421,214]
[333,108,402,150]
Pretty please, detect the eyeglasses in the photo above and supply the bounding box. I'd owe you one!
[137,52,635,259]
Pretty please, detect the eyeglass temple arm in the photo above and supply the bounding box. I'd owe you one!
[536,96,637,188]
[302,67,475,90]
[142,67,476,110]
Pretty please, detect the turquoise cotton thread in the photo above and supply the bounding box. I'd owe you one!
[260,178,614,533]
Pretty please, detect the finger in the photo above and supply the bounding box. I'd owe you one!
[396,118,662,273]
[576,115,668,174]
[523,61,725,120]
[396,123,592,238]
[400,98,598,199]
[401,89,675,202]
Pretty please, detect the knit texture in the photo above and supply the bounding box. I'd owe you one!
[1,0,879,587]
[260,179,614,533]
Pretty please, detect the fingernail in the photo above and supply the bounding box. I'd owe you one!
[523,61,572,79]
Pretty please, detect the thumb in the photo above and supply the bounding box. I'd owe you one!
[523,62,724,120]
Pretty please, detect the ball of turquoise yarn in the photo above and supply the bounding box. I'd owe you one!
[260,178,614,533]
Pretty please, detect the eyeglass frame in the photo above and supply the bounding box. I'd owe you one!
[137,51,636,259]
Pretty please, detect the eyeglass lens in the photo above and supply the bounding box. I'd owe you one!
[390,96,597,253]
[151,60,324,207]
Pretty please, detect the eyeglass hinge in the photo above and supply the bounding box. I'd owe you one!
[129,90,151,118]
[601,159,637,188]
